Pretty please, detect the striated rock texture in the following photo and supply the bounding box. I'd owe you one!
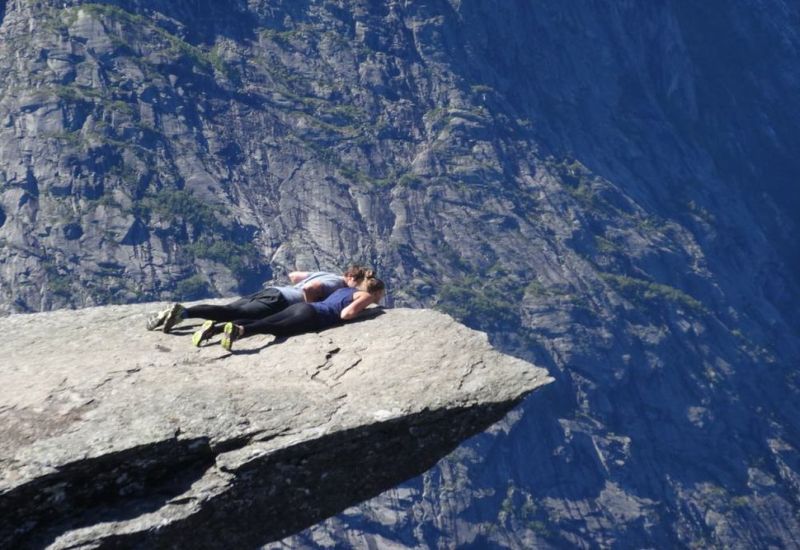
[0,304,552,548]
[0,0,799,547]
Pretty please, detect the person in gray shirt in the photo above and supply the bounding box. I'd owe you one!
[146,266,369,341]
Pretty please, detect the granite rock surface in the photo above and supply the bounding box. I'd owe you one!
[0,304,551,548]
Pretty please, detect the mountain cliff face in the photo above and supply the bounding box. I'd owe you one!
[1,0,799,547]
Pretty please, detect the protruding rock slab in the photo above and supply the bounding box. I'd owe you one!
[0,304,552,548]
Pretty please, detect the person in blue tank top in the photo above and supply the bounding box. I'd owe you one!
[217,272,385,352]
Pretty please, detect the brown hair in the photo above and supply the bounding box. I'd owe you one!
[344,265,383,284]
[344,265,370,282]
[362,275,384,295]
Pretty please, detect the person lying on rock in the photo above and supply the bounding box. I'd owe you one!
[212,273,385,352]
[146,266,370,342]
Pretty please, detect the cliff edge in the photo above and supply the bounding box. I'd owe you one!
[0,304,552,548]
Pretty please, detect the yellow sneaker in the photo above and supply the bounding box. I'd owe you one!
[221,322,238,351]
[192,320,216,347]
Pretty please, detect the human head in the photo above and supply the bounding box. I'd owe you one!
[343,265,369,288]
[360,274,385,302]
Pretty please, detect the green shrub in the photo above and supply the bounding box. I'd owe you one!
[176,275,209,300]
[600,272,706,314]
[187,240,258,278]
[132,188,262,285]
[594,236,619,254]
[43,261,73,297]
[397,173,422,187]
[131,189,220,230]
[437,273,523,331]
[82,3,231,77]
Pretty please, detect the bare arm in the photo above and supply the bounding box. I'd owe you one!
[289,271,310,284]
[302,281,325,303]
[340,292,375,320]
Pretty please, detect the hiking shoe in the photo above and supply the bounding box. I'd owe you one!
[146,307,172,331]
[192,320,217,347]
[161,303,186,333]
[221,322,239,352]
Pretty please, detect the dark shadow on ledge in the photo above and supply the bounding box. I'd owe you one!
[82,400,530,548]
[0,437,218,549]
[224,308,388,356]
[347,306,387,323]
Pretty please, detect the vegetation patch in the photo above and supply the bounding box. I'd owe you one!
[594,235,620,254]
[437,269,524,332]
[81,4,234,79]
[41,258,75,298]
[131,188,262,283]
[52,84,104,103]
[525,280,550,298]
[175,275,209,300]
[600,272,707,314]
[187,240,258,278]
[131,188,220,230]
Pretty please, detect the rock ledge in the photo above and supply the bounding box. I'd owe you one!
[0,304,552,548]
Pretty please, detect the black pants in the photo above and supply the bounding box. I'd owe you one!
[185,288,289,322]
[237,302,322,338]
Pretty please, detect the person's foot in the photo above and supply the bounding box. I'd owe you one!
[192,320,217,347]
[161,303,186,333]
[221,322,241,352]
[146,306,172,331]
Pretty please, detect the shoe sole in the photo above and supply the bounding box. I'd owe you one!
[192,321,215,347]
[146,310,168,331]
[221,322,234,351]
[162,304,184,333]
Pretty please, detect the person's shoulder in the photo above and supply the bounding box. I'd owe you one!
[304,271,342,280]
[318,272,346,285]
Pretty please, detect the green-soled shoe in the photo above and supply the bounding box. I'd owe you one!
[221,322,236,352]
[192,320,217,347]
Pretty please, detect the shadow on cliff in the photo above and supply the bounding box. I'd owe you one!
[166,309,387,356]
[449,312,795,547]
[10,399,533,548]
[416,0,800,542]
[1,437,219,548]
[159,400,527,549]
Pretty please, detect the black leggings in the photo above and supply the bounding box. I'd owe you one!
[237,303,323,338]
[185,288,288,322]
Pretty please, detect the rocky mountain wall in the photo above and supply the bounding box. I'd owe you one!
[1,0,799,547]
